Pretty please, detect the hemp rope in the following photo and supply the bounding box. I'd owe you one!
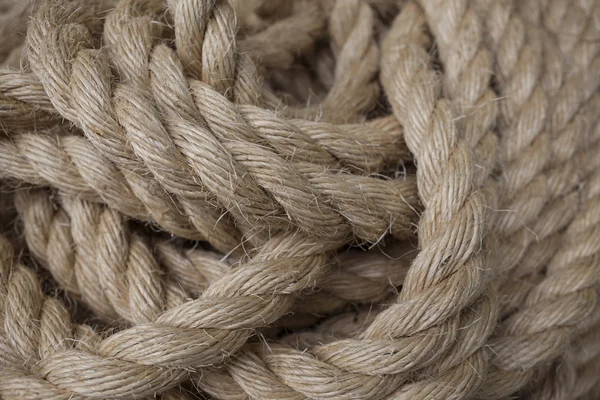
[0,0,386,131]
[3,5,418,390]
[1,0,600,398]
[469,0,600,396]
[376,0,501,396]
[24,0,418,249]
[0,71,60,132]
[0,233,196,400]
[216,4,501,399]
[0,1,442,396]
[0,68,409,169]
[377,3,495,398]
[3,6,426,396]
[234,0,327,73]
[521,306,600,400]
[16,188,214,324]
[186,5,498,397]
[0,0,323,132]
[4,0,476,396]
[193,4,496,399]
[272,0,381,123]
[567,319,600,399]
[0,112,413,245]
[474,0,599,291]
[12,188,417,399]
[499,0,600,301]
[16,188,410,328]
[482,169,600,399]
[0,127,417,244]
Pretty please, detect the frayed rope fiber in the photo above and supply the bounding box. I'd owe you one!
[0,0,599,399]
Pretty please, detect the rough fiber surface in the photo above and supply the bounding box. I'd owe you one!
[0,0,599,399]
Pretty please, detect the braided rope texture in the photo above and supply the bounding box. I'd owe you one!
[0,0,599,399]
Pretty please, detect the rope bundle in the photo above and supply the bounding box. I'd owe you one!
[0,0,598,399]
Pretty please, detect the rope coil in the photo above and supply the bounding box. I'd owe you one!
[0,0,598,398]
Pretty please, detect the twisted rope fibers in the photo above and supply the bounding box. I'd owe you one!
[0,0,599,399]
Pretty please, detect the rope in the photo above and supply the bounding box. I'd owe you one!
[0,0,598,398]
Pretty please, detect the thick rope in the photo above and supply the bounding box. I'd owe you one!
[1,0,599,398]
[472,0,600,396]
[277,0,380,123]
[16,188,410,329]
[0,130,417,245]
[481,169,600,399]
[185,4,497,399]
[16,189,205,324]
[169,4,498,399]
[0,4,419,391]
[382,0,501,396]
[0,234,195,400]
[25,0,417,248]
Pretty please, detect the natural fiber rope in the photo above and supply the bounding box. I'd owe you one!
[482,169,600,399]
[0,0,323,132]
[0,118,414,246]
[272,0,381,123]
[469,0,600,396]
[8,180,415,398]
[567,317,600,399]
[188,6,502,398]
[376,3,495,398]
[1,0,600,398]
[16,188,410,328]
[0,1,418,396]
[379,0,500,396]
[16,188,211,324]
[520,306,600,400]
[15,183,413,396]
[23,0,417,249]
[188,4,499,397]
[187,4,496,399]
[4,6,426,397]
[0,233,197,400]
[14,187,419,398]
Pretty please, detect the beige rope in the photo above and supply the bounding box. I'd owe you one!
[0,1,488,398]
[16,189,208,324]
[16,188,410,327]
[470,0,600,396]
[1,0,599,398]
[482,169,600,398]
[376,3,496,398]
[192,4,496,399]
[0,233,195,400]
[275,0,380,123]
[24,0,417,249]
[0,130,417,244]
[386,0,501,396]
[0,1,420,388]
